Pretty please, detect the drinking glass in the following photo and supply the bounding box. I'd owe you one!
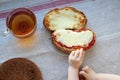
[6,8,36,38]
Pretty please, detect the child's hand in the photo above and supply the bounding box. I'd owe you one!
[68,48,85,70]
[80,66,120,80]
[79,66,97,80]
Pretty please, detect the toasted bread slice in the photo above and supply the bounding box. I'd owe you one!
[43,7,87,31]
[0,58,42,80]
[52,28,96,53]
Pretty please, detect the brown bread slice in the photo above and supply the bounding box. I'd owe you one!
[0,58,42,80]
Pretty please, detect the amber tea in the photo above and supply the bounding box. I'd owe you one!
[6,8,36,38]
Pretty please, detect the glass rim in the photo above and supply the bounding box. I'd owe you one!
[6,7,36,29]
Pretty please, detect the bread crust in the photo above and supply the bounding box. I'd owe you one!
[0,58,43,80]
[43,7,87,32]
[52,29,96,53]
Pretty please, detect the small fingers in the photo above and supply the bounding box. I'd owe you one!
[82,66,95,74]
[75,48,84,57]
[69,48,85,59]
[78,48,85,59]
[78,48,83,58]
[74,49,80,57]
[79,71,88,79]
[69,51,75,57]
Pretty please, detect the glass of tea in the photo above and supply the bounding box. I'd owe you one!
[6,8,36,38]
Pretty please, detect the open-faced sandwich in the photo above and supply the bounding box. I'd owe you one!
[52,28,96,53]
[43,7,96,53]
